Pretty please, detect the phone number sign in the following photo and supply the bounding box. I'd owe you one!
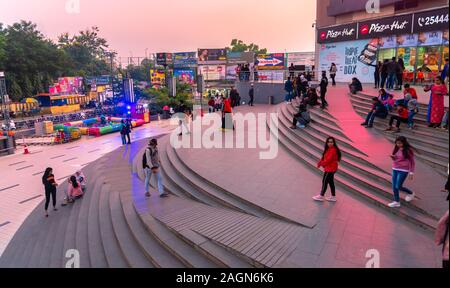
[414,8,449,33]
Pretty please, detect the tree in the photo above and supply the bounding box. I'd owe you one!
[227,39,267,55]
[0,24,6,70]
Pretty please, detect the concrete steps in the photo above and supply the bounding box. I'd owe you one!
[267,105,438,231]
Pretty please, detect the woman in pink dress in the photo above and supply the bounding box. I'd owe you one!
[425,76,448,128]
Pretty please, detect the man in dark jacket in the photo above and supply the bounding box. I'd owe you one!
[386,57,397,90]
[284,77,294,103]
[319,71,329,109]
[349,77,363,94]
[248,85,254,106]
[361,97,388,128]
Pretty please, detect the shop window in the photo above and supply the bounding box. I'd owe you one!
[417,46,441,83]
[442,46,449,70]
[378,49,396,62]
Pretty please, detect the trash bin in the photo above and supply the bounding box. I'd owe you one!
[268,96,274,105]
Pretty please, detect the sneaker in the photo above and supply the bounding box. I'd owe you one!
[145,192,151,197]
[312,195,324,202]
[361,123,368,126]
[160,193,169,198]
[298,125,306,128]
[388,201,401,208]
[326,196,337,202]
[405,193,415,202]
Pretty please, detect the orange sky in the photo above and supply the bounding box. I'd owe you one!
[0,0,317,57]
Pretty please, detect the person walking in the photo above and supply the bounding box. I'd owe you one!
[284,77,294,104]
[120,119,127,145]
[313,137,342,202]
[319,71,329,109]
[329,63,337,86]
[42,168,58,217]
[435,210,449,268]
[221,96,234,130]
[144,139,169,198]
[425,76,448,128]
[248,85,254,106]
[388,136,415,208]
[125,119,132,144]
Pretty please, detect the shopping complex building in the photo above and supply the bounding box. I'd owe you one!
[315,0,449,83]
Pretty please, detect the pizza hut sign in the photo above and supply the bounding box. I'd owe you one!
[318,23,358,43]
[358,14,413,39]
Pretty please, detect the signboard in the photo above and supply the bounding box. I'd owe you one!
[150,69,166,87]
[397,34,418,47]
[198,65,226,81]
[319,40,376,84]
[197,49,227,64]
[317,23,358,44]
[85,76,111,86]
[443,29,449,45]
[413,8,449,33]
[257,71,285,82]
[358,14,413,39]
[256,53,285,70]
[156,53,173,66]
[227,52,255,65]
[174,52,197,68]
[174,69,195,84]
[418,31,443,46]
[378,35,397,49]
[226,65,238,80]
[56,77,83,95]
[286,52,315,66]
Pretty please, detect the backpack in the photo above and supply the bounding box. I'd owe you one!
[142,148,150,169]
[120,124,127,135]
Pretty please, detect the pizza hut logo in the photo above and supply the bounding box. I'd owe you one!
[368,20,409,34]
[324,28,355,39]
[320,32,327,40]
[360,24,369,35]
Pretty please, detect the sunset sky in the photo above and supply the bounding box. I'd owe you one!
[0,0,317,59]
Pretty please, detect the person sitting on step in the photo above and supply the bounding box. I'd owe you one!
[290,103,311,129]
[382,93,395,112]
[304,87,319,107]
[361,97,388,128]
[385,103,409,133]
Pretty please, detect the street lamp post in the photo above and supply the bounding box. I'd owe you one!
[0,71,10,131]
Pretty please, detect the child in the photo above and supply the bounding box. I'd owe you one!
[383,94,395,112]
[76,170,87,193]
[386,104,409,132]
[405,94,419,129]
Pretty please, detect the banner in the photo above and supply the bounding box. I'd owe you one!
[378,35,397,49]
[227,52,255,65]
[413,8,449,33]
[156,53,173,66]
[85,76,111,86]
[198,65,226,81]
[443,29,449,45]
[174,69,195,84]
[418,31,443,46]
[257,70,285,82]
[226,65,238,80]
[56,77,83,95]
[150,69,166,87]
[286,52,315,66]
[173,52,197,68]
[397,34,418,47]
[319,40,376,84]
[317,23,358,44]
[256,53,285,70]
[197,49,227,64]
[358,14,413,39]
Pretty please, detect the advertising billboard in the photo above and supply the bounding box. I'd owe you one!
[358,14,413,39]
[286,52,315,66]
[257,71,285,82]
[197,49,227,64]
[317,23,358,44]
[174,69,195,84]
[85,76,111,86]
[198,65,226,81]
[150,69,166,87]
[397,34,419,47]
[174,52,197,68]
[418,31,443,46]
[413,8,449,33]
[55,77,83,95]
[256,53,285,70]
[226,65,238,80]
[319,39,376,84]
[156,53,173,66]
[227,52,255,65]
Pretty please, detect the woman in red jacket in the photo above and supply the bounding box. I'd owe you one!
[313,137,342,202]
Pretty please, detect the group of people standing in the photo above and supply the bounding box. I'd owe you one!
[372,57,405,90]
[120,118,133,145]
[284,71,329,110]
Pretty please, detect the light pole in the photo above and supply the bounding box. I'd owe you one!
[0,71,10,131]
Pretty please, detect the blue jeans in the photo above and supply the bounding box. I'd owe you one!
[364,111,387,126]
[145,168,164,195]
[407,111,417,127]
[387,73,396,90]
[392,170,413,202]
[121,134,126,145]
[285,91,293,102]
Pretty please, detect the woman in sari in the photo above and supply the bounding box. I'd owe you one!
[425,76,448,128]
